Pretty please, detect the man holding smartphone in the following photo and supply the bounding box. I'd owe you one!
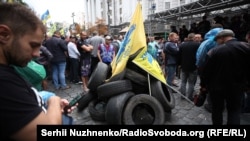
[0,3,75,141]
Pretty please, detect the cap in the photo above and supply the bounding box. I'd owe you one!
[215,29,235,40]
[105,35,112,40]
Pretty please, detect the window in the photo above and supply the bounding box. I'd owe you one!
[101,2,103,8]
[120,8,122,14]
[120,0,122,5]
[109,10,112,16]
[165,2,170,10]
[101,11,105,18]
[180,0,185,5]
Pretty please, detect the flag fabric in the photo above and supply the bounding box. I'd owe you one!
[110,2,146,79]
[109,2,166,84]
[41,10,50,24]
[7,0,13,3]
[132,47,166,84]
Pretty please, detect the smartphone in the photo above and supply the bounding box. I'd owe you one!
[64,94,82,114]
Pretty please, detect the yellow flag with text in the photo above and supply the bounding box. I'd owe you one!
[110,2,146,79]
[110,2,166,84]
[132,47,166,84]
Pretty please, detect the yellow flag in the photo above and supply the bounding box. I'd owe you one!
[110,2,146,79]
[7,0,13,3]
[132,47,166,84]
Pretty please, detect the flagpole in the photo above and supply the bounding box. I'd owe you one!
[148,73,151,96]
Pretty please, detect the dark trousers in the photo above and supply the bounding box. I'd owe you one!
[210,87,244,125]
[69,58,80,83]
[242,92,250,113]
[90,56,99,76]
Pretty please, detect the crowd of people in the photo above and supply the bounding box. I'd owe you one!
[41,30,123,93]
[149,14,250,125]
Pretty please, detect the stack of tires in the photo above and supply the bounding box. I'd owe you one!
[77,61,175,125]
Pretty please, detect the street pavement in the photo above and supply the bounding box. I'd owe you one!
[46,77,250,125]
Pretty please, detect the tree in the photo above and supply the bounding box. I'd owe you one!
[69,23,82,36]
[95,18,108,35]
[86,18,108,36]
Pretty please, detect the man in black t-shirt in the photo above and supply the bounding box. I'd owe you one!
[0,4,75,141]
[77,32,93,92]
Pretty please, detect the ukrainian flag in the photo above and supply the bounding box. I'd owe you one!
[110,2,146,79]
[132,47,166,84]
[110,2,166,84]
[41,10,50,24]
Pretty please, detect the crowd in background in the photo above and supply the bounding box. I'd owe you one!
[39,12,250,125]
[144,12,250,125]
[2,3,250,141]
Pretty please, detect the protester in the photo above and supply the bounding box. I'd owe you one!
[44,30,71,90]
[67,35,81,84]
[242,30,250,113]
[77,31,93,92]
[163,32,179,87]
[147,36,158,59]
[97,35,116,65]
[88,31,105,75]
[178,33,200,101]
[194,34,203,43]
[202,29,250,125]
[36,45,53,89]
[195,26,223,112]
[0,3,75,140]
[112,35,121,54]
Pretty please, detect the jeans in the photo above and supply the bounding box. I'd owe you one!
[62,114,73,125]
[51,61,67,89]
[165,64,176,86]
[180,70,198,100]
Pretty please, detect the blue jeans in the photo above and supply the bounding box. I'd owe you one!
[165,64,176,86]
[62,114,73,125]
[180,70,198,100]
[51,61,67,89]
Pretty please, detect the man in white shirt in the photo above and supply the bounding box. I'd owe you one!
[67,35,81,84]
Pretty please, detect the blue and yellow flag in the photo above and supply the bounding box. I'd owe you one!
[110,2,166,84]
[110,2,146,79]
[41,10,51,24]
[132,47,166,84]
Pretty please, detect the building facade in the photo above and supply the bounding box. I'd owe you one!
[83,0,249,37]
